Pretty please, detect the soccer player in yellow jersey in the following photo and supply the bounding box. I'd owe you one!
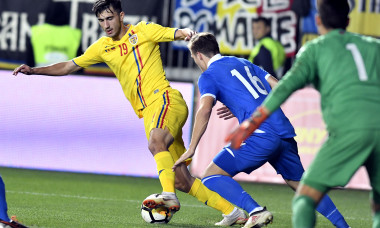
[13,0,247,225]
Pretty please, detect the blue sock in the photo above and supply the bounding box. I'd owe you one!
[202,175,260,214]
[316,194,349,228]
[0,176,9,221]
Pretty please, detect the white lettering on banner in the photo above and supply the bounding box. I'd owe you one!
[173,1,297,55]
[262,0,289,11]
[0,12,18,51]
[81,13,101,52]
[180,0,220,8]
[0,9,155,54]
[0,12,45,52]
[19,13,32,52]
[354,0,380,13]
[278,10,296,54]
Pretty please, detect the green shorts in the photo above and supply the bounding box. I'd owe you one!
[302,129,380,204]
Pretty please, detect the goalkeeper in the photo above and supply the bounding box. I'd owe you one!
[227,0,380,227]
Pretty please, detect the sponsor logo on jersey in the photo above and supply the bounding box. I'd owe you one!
[104,46,116,53]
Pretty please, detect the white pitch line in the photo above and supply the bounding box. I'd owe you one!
[6,190,207,208]
[6,190,372,221]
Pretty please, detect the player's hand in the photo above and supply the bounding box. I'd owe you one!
[217,105,235,120]
[13,64,33,76]
[225,106,269,149]
[181,28,196,41]
[172,149,195,171]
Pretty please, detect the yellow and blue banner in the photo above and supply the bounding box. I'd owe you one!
[173,0,298,57]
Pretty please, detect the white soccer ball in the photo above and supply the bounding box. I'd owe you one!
[141,194,174,224]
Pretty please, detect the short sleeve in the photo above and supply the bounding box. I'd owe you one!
[198,73,217,101]
[72,39,103,68]
[139,21,177,42]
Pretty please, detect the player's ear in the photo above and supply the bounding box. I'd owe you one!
[119,11,125,22]
[196,52,203,60]
[315,14,322,27]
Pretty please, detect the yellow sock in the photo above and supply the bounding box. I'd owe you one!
[188,178,234,215]
[154,151,175,193]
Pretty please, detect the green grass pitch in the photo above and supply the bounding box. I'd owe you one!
[0,167,372,227]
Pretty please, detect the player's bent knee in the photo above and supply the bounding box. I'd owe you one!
[148,141,168,154]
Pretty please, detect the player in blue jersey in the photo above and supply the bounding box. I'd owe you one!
[0,176,28,228]
[173,32,350,228]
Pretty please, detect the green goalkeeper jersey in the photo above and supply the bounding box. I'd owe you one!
[264,29,380,133]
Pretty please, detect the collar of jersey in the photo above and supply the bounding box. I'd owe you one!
[207,54,223,68]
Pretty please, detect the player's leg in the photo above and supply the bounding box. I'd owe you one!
[202,133,280,227]
[0,176,9,222]
[364,129,380,228]
[162,89,245,224]
[201,162,272,228]
[141,127,182,211]
[141,90,184,211]
[150,128,176,192]
[169,121,245,225]
[174,161,247,226]
[271,138,349,227]
[292,131,374,228]
[202,162,262,215]
[0,177,29,228]
[292,183,322,228]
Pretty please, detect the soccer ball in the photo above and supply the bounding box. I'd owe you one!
[141,194,174,224]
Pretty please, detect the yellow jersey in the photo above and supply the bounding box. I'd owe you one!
[73,21,177,117]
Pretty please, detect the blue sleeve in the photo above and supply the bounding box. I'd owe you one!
[198,73,218,99]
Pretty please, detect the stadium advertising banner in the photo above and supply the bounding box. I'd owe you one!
[0,70,193,178]
[347,0,380,37]
[301,0,380,45]
[173,0,298,57]
[0,0,167,68]
[191,88,371,190]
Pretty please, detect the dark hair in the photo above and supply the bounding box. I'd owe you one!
[252,16,271,27]
[317,0,350,29]
[188,32,220,58]
[92,0,122,16]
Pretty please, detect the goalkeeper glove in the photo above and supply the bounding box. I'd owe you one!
[225,106,269,149]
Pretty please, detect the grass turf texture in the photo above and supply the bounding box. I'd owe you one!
[0,167,372,228]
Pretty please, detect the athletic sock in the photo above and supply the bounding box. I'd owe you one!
[373,210,380,228]
[188,178,234,215]
[316,194,349,228]
[292,195,316,228]
[202,175,260,213]
[0,176,9,221]
[154,151,175,193]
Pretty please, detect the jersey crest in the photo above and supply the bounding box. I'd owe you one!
[129,34,138,45]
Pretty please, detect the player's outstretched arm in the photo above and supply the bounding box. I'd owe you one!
[225,106,270,149]
[13,61,82,76]
[175,28,196,41]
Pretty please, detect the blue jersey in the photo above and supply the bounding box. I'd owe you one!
[198,55,295,138]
